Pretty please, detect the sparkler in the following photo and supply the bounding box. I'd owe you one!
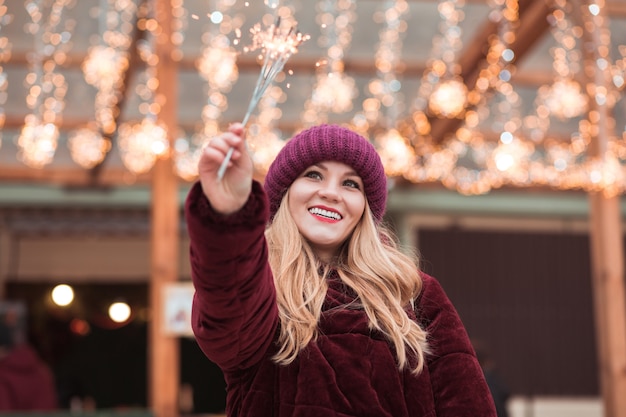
[216,17,310,180]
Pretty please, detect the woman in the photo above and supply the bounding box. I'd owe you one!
[185,123,496,417]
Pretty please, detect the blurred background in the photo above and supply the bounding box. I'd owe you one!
[1,0,626,416]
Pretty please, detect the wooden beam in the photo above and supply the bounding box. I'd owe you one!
[607,0,626,16]
[0,166,154,185]
[148,1,180,416]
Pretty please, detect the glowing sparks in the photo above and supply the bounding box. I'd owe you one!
[237,18,310,127]
[217,17,310,180]
[243,18,309,62]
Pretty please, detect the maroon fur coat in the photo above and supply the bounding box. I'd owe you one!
[186,181,496,417]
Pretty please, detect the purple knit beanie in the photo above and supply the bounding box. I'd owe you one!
[264,124,387,222]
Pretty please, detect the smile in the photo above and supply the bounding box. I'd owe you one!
[309,207,342,220]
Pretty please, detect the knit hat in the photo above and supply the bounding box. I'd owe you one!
[264,124,387,222]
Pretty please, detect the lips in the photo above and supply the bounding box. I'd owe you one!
[308,207,342,221]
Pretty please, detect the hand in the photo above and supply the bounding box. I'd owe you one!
[198,123,253,215]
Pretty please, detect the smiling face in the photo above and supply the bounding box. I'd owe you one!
[287,160,366,263]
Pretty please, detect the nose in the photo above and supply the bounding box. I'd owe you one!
[317,181,341,202]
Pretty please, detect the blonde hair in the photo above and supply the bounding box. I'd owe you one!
[265,191,429,373]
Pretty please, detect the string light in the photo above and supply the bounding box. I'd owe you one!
[359,0,413,176]
[67,125,111,169]
[407,0,468,152]
[535,0,587,122]
[1,2,626,197]
[82,44,128,134]
[376,129,416,177]
[116,0,170,175]
[426,0,468,118]
[573,0,626,196]
[404,0,529,194]
[17,0,75,169]
[429,78,468,118]
[17,116,59,168]
[367,0,408,128]
[398,0,626,196]
[301,0,357,127]
[117,118,169,174]
[71,1,135,170]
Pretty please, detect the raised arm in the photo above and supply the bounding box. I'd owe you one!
[185,124,278,371]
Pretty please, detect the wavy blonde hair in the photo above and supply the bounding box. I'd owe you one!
[265,191,429,374]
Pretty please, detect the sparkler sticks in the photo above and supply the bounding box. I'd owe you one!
[216,17,310,180]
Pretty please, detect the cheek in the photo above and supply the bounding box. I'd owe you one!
[350,195,366,217]
[286,189,303,218]
[287,181,311,208]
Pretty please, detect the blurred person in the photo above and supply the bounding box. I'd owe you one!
[473,339,510,417]
[186,123,496,416]
[0,319,58,411]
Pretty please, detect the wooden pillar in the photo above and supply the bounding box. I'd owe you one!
[149,1,180,416]
[581,2,626,415]
[588,194,626,417]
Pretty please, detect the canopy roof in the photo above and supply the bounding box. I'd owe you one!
[1,0,626,194]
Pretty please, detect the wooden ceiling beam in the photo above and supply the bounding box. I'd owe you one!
[0,166,152,186]
[607,0,626,16]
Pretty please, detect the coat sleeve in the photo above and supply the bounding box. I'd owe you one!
[185,180,278,372]
[417,274,497,417]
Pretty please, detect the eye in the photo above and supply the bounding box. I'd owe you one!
[303,170,322,180]
[343,179,361,189]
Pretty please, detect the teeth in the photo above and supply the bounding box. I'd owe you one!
[309,207,341,220]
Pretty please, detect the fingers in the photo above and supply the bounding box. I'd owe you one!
[198,124,252,212]
[204,130,242,156]
[204,123,245,153]
[228,122,245,137]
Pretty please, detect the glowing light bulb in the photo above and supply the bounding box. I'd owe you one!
[51,284,74,307]
[109,302,131,323]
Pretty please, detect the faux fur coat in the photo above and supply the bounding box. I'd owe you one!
[186,181,496,417]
